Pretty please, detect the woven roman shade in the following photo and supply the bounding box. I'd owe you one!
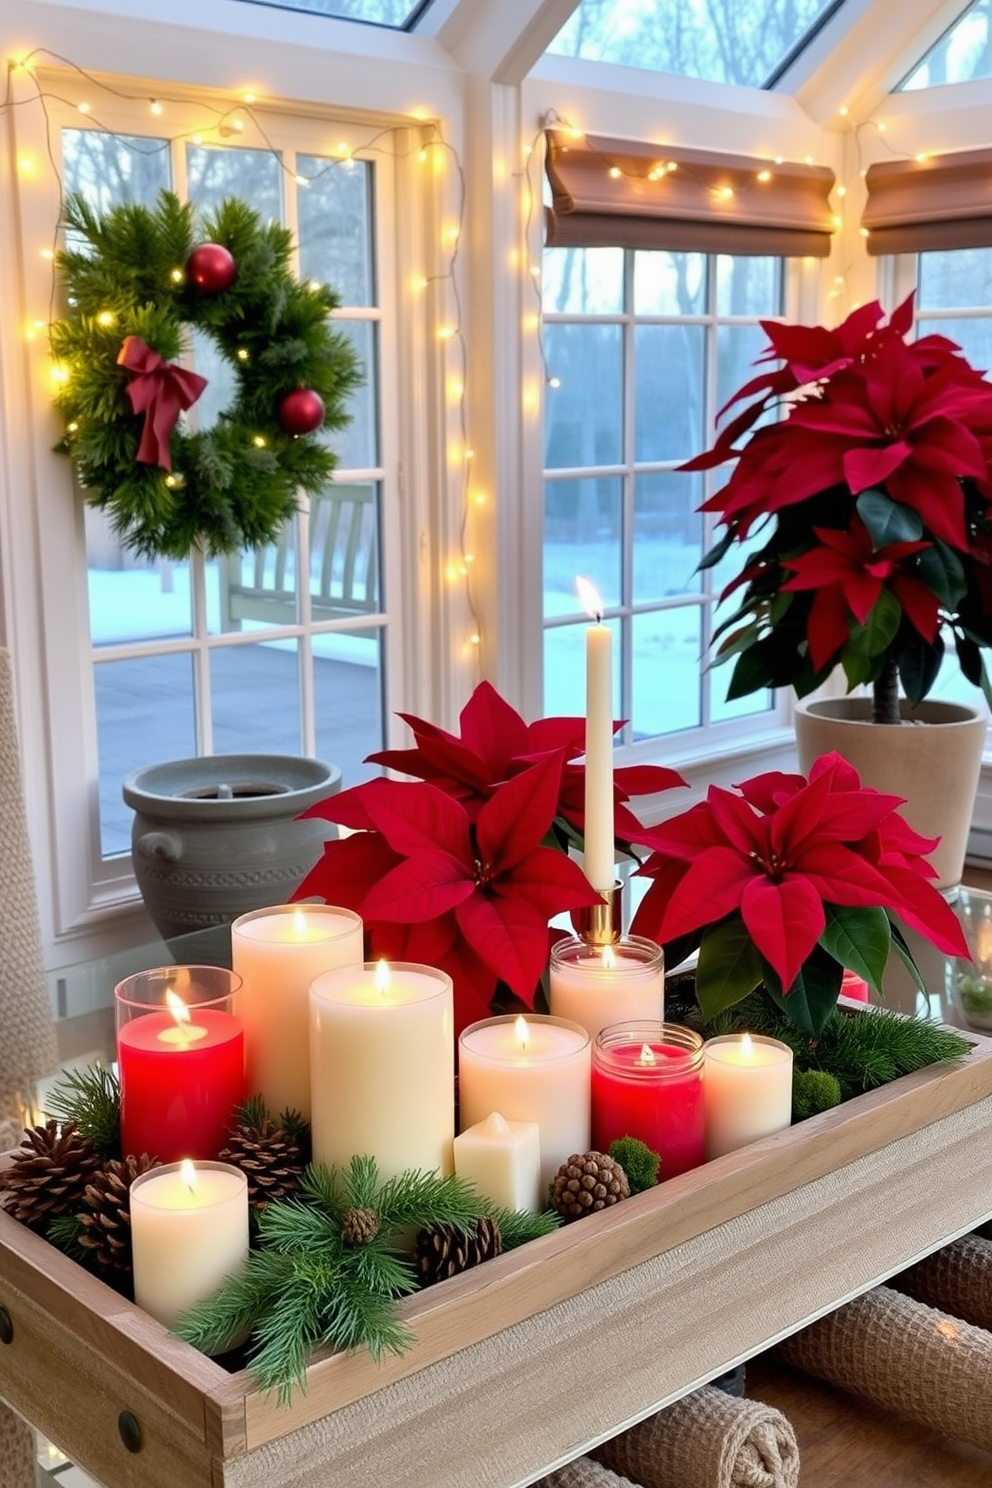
[863,147,992,255]
[544,130,836,257]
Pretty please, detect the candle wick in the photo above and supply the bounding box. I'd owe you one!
[595,610,602,624]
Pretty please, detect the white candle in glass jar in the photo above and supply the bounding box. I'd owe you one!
[130,1160,249,1331]
[458,1015,591,1191]
[549,934,664,1041]
[232,904,363,1118]
[453,1112,542,1214]
[309,961,454,1182]
[703,1032,794,1159]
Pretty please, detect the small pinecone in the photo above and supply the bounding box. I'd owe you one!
[551,1151,630,1222]
[341,1206,379,1246]
[218,1115,305,1209]
[414,1215,503,1287]
[77,1153,160,1274]
[0,1121,102,1228]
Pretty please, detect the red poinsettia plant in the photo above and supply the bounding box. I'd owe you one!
[693,294,992,723]
[631,750,970,1035]
[294,682,686,1034]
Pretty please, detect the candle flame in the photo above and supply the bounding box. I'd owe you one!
[601,944,617,970]
[637,1043,657,1067]
[375,959,391,995]
[180,1159,197,1193]
[741,1032,754,1058]
[575,575,603,624]
[165,990,191,1027]
[293,906,308,937]
[515,1015,530,1050]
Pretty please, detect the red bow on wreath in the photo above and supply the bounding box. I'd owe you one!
[117,335,208,472]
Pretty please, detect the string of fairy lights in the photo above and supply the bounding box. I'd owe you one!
[2,47,483,674]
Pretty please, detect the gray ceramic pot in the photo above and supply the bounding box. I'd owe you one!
[123,754,341,940]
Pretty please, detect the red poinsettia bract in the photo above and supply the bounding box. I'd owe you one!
[632,751,969,999]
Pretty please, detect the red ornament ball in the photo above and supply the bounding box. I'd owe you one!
[186,243,237,294]
[278,388,325,436]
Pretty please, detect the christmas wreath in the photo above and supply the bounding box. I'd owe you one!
[50,189,363,559]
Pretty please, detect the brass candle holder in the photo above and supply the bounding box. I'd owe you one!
[573,880,624,948]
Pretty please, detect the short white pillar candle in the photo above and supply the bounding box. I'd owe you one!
[130,1160,249,1332]
[703,1032,794,1159]
[453,1112,542,1214]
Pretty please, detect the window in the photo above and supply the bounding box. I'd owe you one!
[899,0,992,90]
[230,0,435,25]
[541,246,784,755]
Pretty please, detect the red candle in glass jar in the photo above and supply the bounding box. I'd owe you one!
[592,1021,705,1179]
[116,966,245,1163]
[841,969,870,1003]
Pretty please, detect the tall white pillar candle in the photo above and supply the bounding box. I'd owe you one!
[232,904,363,1119]
[703,1033,794,1159]
[458,1015,591,1191]
[550,934,664,1041]
[310,960,454,1182]
[130,1160,249,1332]
[453,1112,542,1214]
[577,577,615,895]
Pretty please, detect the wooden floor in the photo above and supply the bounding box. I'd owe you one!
[748,1355,992,1486]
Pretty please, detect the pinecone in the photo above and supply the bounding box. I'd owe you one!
[218,1112,306,1209]
[0,1121,102,1228]
[551,1151,630,1222]
[77,1154,160,1275]
[341,1206,380,1246]
[414,1215,503,1287]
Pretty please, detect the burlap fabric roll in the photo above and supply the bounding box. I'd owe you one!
[0,1407,35,1488]
[592,1384,800,1488]
[892,1234,992,1330]
[776,1284,992,1452]
[537,1458,635,1488]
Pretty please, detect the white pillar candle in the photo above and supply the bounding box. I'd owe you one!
[453,1112,542,1214]
[458,1015,591,1192]
[549,934,664,1041]
[130,1160,249,1332]
[232,904,363,1119]
[310,960,454,1183]
[577,577,615,895]
[703,1033,794,1159]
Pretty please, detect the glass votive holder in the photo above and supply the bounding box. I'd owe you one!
[130,1160,249,1333]
[549,934,665,1042]
[591,1021,705,1179]
[702,1032,794,1159]
[115,965,245,1164]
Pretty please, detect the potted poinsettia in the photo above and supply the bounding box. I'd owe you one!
[690,293,992,886]
[630,750,970,1035]
[294,681,686,1034]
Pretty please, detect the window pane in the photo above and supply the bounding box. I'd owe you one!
[210,642,302,753]
[631,609,701,737]
[543,248,624,314]
[918,248,992,307]
[309,482,379,613]
[63,130,170,209]
[87,509,193,646]
[633,251,706,316]
[633,473,703,603]
[544,478,622,615]
[716,323,773,415]
[543,619,619,722]
[96,654,197,857]
[298,157,374,305]
[212,521,299,635]
[230,0,429,24]
[186,146,283,222]
[326,321,377,469]
[716,256,781,316]
[314,632,385,791]
[634,325,705,462]
[191,328,236,431]
[900,0,992,90]
[917,316,992,373]
[545,325,623,468]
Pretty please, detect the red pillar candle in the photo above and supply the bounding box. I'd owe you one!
[116,966,246,1163]
[591,1021,705,1179]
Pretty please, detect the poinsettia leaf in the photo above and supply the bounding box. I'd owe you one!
[476,753,563,872]
[954,630,983,687]
[886,916,926,994]
[630,860,693,941]
[522,715,587,759]
[292,830,400,910]
[883,863,971,959]
[414,733,495,794]
[897,630,944,706]
[458,680,529,770]
[849,586,902,660]
[297,777,391,830]
[694,918,763,1020]
[699,527,736,570]
[657,846,757,941]
[454,892,550,1004]
[855,488,924,546]
[361,851,474,923]
[916,540,967,610]
[613,764,688,799]
[361,780,471,859]
[497,845,601,917]
[818,904,890,991]
[761,947,842,1037]
[740,874,825,992]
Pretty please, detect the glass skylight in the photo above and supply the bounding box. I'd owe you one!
[546,0,844,88]
[233,0,433,27]
[899,0,992,90]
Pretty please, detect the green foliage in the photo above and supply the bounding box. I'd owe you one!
[52,190,363,559]
[791,1069,843,1122]
[44,1064,121,1158]
[46,1212,89,1263]
[608,1136,661,1194]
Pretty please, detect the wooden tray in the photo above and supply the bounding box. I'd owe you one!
[4,1022,992,1488]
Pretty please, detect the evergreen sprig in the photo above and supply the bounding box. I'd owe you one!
[52,189,363,559]
[43,1064,121,1158]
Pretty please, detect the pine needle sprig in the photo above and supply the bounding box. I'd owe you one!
[373,1168,487,1233]
[44,1064,121,1158]
[485,1206,561,1250]
[255,1198,343,1257]
[46,1212,90,1264]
